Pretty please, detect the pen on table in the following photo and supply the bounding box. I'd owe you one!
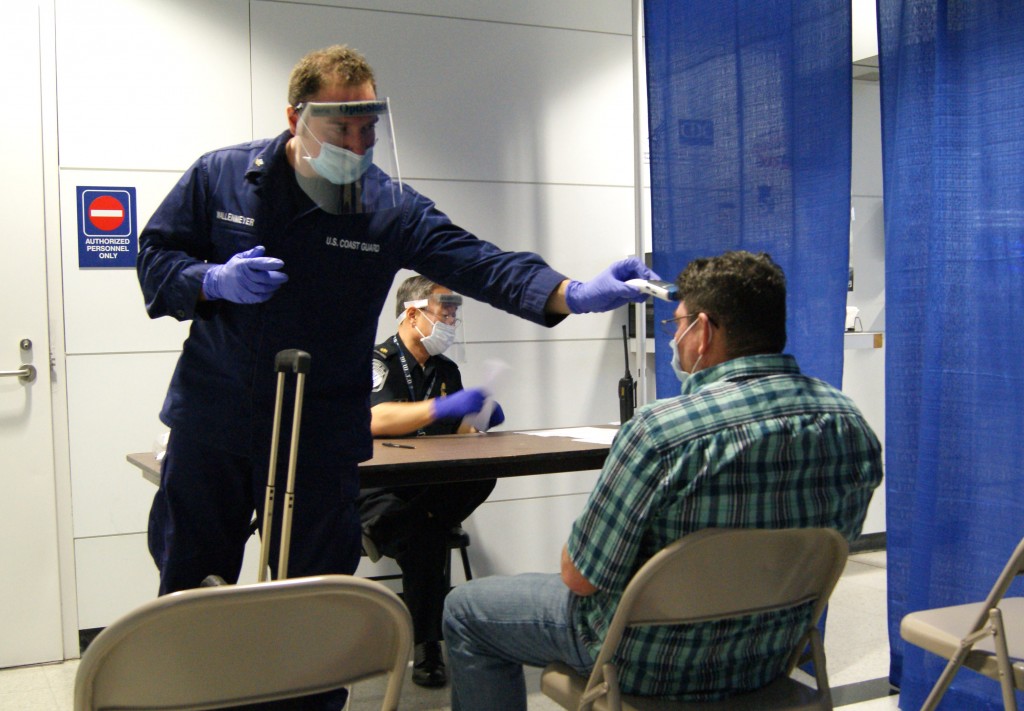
[381,441,415,449]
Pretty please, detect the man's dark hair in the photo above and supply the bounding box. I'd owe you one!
[288,44,377,107]
[675,251,787,357]
[395,275,440,317]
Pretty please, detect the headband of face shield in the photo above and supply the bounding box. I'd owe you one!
[401,293,465,360]
[294,99,403,215]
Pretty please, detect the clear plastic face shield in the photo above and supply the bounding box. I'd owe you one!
[400,293,466,362]
[293,99,402,215]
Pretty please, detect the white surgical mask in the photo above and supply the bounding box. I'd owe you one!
[415,311,457,356]
[669,317,700,384]
[669,337,687,383]
[306,140,374,185]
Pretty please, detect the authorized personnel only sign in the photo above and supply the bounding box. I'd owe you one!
[77,186,138,267]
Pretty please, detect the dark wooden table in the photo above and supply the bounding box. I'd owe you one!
[128,427,614,489]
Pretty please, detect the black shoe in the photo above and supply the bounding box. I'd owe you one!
[412,641,447,688]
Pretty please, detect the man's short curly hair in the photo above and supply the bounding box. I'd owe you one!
[675,251,787,357]
[288,44,377,107]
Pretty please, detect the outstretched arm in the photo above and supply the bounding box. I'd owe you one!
[547,257,660,315]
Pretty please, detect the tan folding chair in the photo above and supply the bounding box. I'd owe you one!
[900,536,1024,711]
[541,527,849,711]
[74,574,413,711]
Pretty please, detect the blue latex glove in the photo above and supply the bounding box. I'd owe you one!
[202,246,289,304]
[486,402,505,430]
[432,388,487,421]
[564,257,661,314]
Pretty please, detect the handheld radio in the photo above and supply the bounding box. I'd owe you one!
[618,324,636,423]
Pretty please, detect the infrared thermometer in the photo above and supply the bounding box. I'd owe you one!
[625,278,680,301]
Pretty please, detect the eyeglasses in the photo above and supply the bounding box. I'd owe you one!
[659,312,717,338]
[660,313,696,338]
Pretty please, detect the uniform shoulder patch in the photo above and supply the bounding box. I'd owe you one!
[371,358,389,392]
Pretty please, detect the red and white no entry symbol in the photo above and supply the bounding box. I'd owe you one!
[87,194,126,231]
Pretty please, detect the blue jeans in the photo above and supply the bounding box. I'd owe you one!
[442,573,596,711]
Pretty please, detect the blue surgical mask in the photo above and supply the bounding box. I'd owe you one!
[307,141,374,185]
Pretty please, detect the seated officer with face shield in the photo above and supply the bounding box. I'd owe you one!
[358,275,502,688]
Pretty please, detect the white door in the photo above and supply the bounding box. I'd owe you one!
[0,2,65,667]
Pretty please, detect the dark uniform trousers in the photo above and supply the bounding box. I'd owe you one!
[358,477,495,644]
[363,336,497,645]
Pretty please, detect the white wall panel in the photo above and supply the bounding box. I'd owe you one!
[845,82,886,536]
[843,345,886,535]
[463,493,591,578]
[67,352,179,538]
[852,81,883,197]
[235,534,264,585]
[852,0,879,62]
[372,179,635,345]
[457,339,624,432]
[351,487,588,588]
[355,490,595,586]
[54,0,252,170]
[844,194,886,535]
[849,197,885,332]
[75,534,157,629]
[490,469,601,504]
[60,170,191,354]
[256,0,630,35]
[354,554,402,588]
[250,2,634,186]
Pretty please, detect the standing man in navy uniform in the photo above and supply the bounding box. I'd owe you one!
[137,41,657,704]
[139,43,655,708]
[359,275,501,688]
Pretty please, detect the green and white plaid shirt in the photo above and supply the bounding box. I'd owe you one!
[568,353,883,700]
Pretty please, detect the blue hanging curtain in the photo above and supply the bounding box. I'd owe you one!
[644,0,851,395]
[880,1,1024,708]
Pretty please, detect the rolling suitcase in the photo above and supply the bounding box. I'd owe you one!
[202,348,311,586]
[257,348,312,582]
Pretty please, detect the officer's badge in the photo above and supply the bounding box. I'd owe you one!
[371,359,388,392]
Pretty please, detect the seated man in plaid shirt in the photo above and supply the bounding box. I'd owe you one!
[442,250,884,710]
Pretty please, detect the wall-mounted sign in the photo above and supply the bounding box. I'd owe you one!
[77,186,138,268]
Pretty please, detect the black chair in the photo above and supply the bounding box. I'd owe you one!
[364,526,473,589]
[445,525,474,584]
[249,516,474,587]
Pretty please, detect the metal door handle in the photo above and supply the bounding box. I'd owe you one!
[0,364,36,384]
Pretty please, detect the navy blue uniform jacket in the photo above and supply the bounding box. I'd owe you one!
[138,131,566,468]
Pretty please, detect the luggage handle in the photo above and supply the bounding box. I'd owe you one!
[275,348,311,375]
[257,349,311,582]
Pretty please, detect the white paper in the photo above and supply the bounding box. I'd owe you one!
[461,359,510,431]
[519,426,618,445]
[462,396,496,432]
